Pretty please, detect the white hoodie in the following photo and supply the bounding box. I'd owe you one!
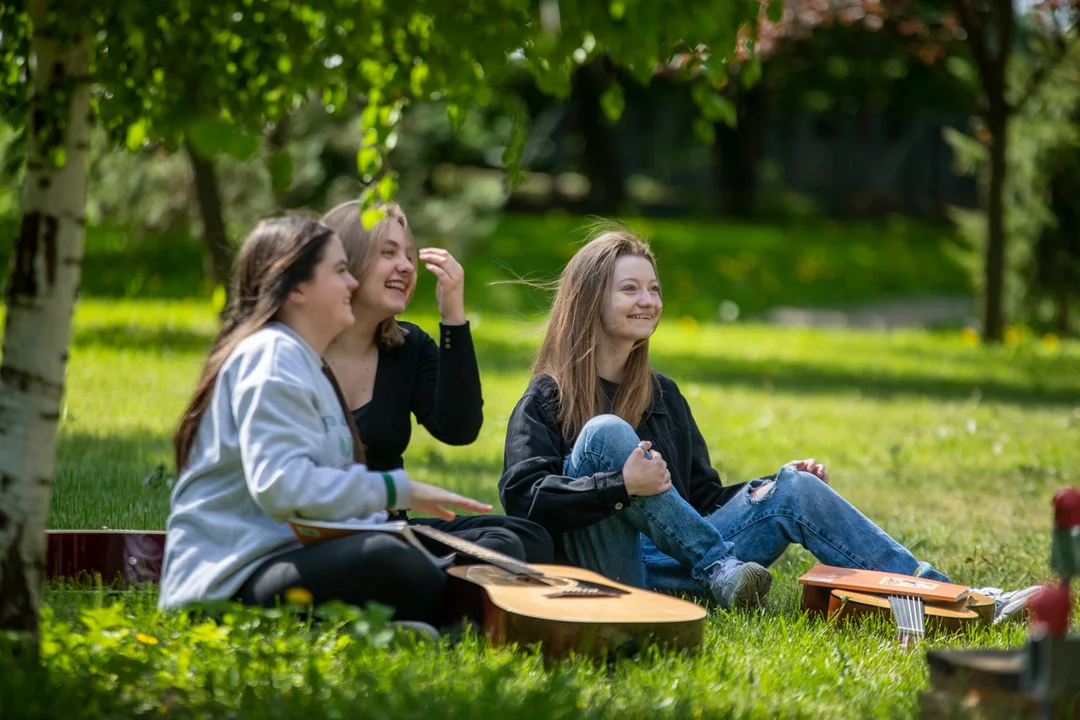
[158,322,411,609]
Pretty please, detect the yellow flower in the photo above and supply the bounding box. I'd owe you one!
[677,315,699,333]
[1004,326,1020,346]
[284,586,314,606]
[962,327,979,346]
[135,632,159,645]
[1043,333,1061,352]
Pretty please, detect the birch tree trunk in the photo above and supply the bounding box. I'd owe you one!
[0,0,92,641]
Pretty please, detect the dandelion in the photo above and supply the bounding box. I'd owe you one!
[676,315,699,333]
[962,327,979,346]
[135,632,159,645]
[1043,333,1060,352]
[284,586,314,606]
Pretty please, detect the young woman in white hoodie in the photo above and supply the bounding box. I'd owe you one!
[159,217,497,623]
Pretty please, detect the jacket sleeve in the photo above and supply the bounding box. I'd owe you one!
[231,352,411,523]
[412,323,484,445]
[683,395,744,514]
[499,392,631,535]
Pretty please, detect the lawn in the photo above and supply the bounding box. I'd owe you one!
[8,291,1075,718]
[1,213,1075,718]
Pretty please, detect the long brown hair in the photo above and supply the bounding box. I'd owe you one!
[320,200,416,349]
[533,224,660,441]
[174,217,336,472]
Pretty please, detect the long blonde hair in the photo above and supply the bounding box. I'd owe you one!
[534,225,659,441]
[320,200,416,349]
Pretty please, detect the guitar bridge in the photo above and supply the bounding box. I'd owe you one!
[545,580,630,599]
[545,587,624,598]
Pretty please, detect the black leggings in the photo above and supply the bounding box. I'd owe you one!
[236,515,553,625]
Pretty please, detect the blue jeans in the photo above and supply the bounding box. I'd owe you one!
[561,415,950,594]
[561,415,737,592]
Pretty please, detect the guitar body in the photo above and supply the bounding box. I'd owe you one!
[446,564,707,659]
[46,530,166,587]
[798,563,996,636]
[827,589,993,635]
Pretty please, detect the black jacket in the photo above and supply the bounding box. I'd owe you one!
[352,321,482,471]
[499,372,744,556]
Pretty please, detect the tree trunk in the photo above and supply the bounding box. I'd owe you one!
[982,102,1008,343]
[716,79,768,217]
[0,0,92,643]
[571,60,625,215]
[184,139,234,309]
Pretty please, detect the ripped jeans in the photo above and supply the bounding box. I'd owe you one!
[560,414,950,594]
[643,467,951,595]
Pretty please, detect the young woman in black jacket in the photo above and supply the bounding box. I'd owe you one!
[499,225,949,608]
[321,201,552,567]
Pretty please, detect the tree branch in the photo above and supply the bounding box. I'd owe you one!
[951,0,996,108]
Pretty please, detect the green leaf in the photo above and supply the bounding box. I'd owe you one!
[361,205,386,229]
[125,120,147,152]
[600,83,625,124]
[357,146,382,177]
[226,132,260,161]
[609,1,626,20]
[187,119,234,157]
[693,117,716,146]
[447,103,467,132]
[376,173,398,202]
[740,58,762,90]
[267,152,293,192]
[410,63,429,96]
[766,0,785,24]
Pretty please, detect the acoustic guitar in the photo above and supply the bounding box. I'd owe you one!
[289,517,708,659]
[798,563,994,636]
[45,529,166,587]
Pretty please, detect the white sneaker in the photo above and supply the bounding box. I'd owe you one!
[708,558,773,609]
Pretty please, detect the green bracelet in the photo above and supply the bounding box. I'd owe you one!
[381,472,396,509]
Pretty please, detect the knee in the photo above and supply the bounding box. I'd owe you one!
[768,467,837,509]
[502,518,555,564]
[357,535,444,584]
[579,414,638,454]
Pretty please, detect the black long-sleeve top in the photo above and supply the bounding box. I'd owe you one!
[351,321,483,472]
[499,372,745,559]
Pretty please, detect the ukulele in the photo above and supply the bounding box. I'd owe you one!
[288,517,708,659]
[45,529,166,587]
[798,563,994,636]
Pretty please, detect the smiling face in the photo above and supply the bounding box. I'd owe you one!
[289,234,360,339]
[601,254,662,346]
[352,221,417,321]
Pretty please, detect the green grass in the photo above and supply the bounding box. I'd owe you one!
[12,296,1076,718]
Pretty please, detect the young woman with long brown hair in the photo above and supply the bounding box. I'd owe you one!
[320,201,552,565]
[500,226,949,609]
[160,217,496,624]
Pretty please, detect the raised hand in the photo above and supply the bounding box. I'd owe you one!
[622,441,672,497]
[418,247,466,326]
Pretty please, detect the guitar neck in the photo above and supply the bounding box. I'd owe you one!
[409,524,544,579]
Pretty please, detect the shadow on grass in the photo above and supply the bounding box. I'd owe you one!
[71,324,216,352]
[472,334,1080,407]
[653,353,1079,407]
